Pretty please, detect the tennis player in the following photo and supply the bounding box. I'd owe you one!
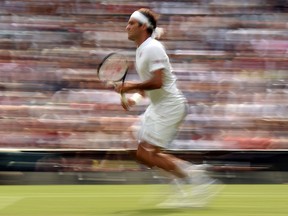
[115,8,215,207]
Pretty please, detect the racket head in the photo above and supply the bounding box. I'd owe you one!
[97,53,129,82]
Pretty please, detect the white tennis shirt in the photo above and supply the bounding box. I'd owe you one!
[135,37,186,106]
[135,37,187,147]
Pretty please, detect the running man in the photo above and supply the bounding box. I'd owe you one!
[115,8,216,207]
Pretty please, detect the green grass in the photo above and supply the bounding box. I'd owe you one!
[0,184,287,216]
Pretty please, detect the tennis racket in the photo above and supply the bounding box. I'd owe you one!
[97,52,129,105]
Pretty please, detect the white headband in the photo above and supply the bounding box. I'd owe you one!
[130,10,164,39]
[130,11,152,28]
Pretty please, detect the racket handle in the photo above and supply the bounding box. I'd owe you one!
[121,93,129,110]
[121,93,127,103]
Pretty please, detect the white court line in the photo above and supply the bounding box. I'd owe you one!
[0,197,23,210]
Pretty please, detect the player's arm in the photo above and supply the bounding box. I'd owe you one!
[116,69,164,93]
[116,70,162,110]
[134,69,164,91]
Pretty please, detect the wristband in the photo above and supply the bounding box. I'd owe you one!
[130,93,143,104]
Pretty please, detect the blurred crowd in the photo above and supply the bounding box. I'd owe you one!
[0,0,288,151]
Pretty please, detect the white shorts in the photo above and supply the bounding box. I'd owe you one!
[136,102,187,148]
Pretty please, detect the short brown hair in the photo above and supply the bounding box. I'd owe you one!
[138,8,160,35]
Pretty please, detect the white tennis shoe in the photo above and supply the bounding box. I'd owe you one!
[157,165,223,209]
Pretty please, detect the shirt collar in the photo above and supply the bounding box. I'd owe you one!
[137,37,152,50]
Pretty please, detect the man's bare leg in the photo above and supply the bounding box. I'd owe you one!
[136,141,188,179]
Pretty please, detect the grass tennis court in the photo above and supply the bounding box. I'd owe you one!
[0,184,287,216]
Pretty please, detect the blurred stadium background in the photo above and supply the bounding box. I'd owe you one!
[0,0,288,184]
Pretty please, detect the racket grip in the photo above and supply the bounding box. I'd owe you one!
[121,93,128,107]
[121,93,128,104]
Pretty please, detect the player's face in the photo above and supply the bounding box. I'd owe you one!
[126,18,142,41]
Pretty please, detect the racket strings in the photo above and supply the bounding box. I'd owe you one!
[98,54,129,82]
